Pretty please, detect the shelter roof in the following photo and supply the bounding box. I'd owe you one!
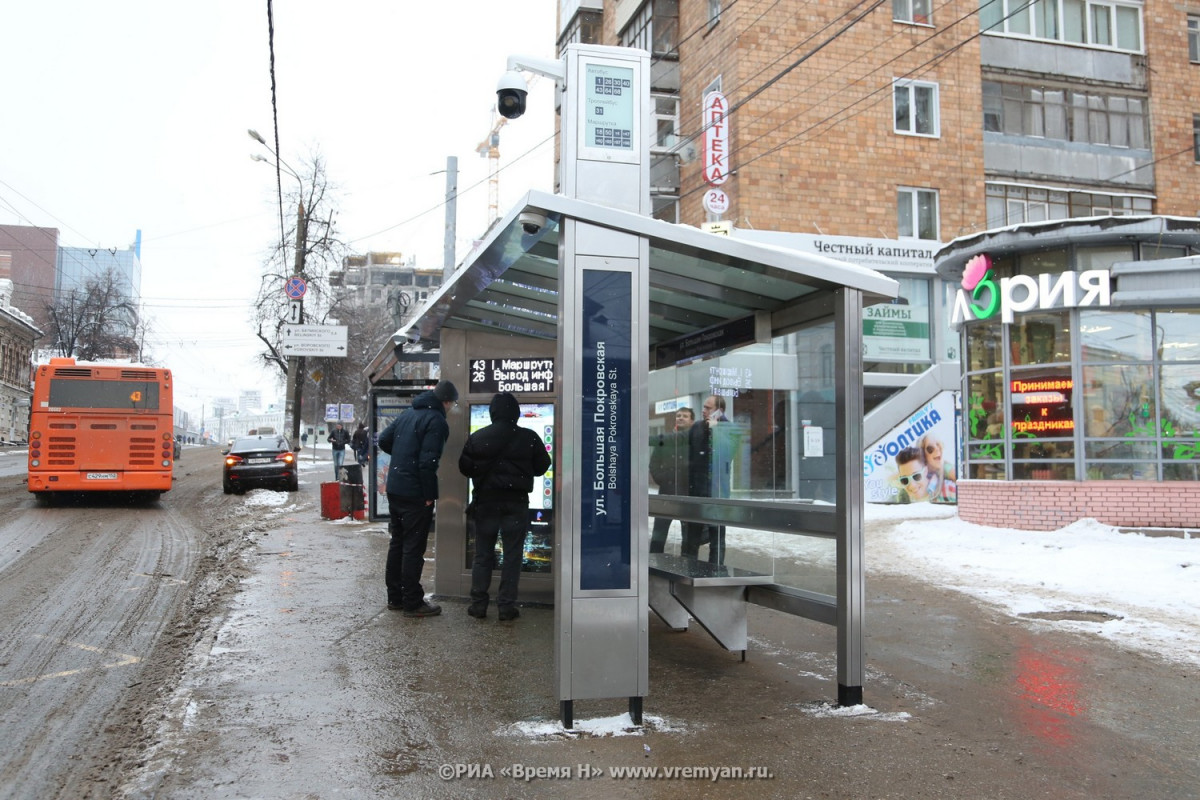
[367,190,897,382]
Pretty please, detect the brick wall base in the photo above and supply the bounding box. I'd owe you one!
[957,480,1200,531]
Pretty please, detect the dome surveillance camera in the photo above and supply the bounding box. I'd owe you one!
[496,70,528,120]
[519,210,548,235]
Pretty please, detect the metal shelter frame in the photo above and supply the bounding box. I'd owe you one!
[366,188,898,705]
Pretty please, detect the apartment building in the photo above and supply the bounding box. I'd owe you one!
[555,0,1200,525]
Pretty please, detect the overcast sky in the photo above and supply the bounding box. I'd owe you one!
[0,1,557,419]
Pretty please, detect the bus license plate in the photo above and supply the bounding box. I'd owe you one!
[86,472,118,480]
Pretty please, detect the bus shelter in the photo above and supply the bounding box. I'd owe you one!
[367,189,897,710]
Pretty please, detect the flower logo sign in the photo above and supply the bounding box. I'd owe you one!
[949,254,1112,326]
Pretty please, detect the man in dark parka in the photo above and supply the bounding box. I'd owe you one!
[376,380,458,617]
[458,392,551,621]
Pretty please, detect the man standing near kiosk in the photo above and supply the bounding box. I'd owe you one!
[459,392,552,621]
[377,380,458,617]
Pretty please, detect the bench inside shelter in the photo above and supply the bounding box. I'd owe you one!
[648,551,773,657]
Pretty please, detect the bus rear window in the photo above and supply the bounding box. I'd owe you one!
[48,379,161,410]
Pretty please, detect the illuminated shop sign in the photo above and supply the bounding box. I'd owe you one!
[950,254,1111,325]
[1009,377,1075,435]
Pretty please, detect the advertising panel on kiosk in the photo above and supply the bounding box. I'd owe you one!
[465,401,555,572]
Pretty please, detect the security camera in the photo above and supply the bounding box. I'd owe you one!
[519,210,548,235]
[496,70,528,119]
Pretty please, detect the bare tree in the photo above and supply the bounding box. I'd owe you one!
[46,268,147,361]
[252,152,345,377]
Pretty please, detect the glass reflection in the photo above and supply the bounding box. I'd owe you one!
[646,321,838,595]
[1080,310,1152,362]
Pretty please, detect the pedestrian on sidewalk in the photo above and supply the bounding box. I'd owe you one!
[458,392,551,621]
[328,423,352,479]
[351,422,370,467]
[376,380,458,618]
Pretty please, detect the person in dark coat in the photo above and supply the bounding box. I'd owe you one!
[376,380,458,617]
[649,407,694,553]
[458,392,552,621]
[350,422,369,467]
[685,394,734,563]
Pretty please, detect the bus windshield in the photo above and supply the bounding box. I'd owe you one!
[48,379,161,410]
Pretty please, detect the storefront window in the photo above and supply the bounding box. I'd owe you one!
[864,276,933,370]
[966,320,1002,371]
[965,370,1005,479]
[1158,310,1200,361]
[1010,365,1074,439]
[1016,249,1068,275]
[1080,309,1152,362]
[1082,363,1154,437]
[1013,439,1074,458]
[1012,461,1075,479]
[1076,244,1135,271]
[1010,311,1071,364]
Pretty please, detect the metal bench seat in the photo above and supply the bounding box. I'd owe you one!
[647,552,772,657]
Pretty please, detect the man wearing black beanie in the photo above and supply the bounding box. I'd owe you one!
[376,379,458,617]
[458,392,551,621]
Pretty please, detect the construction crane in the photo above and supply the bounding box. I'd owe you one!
[476,108,507,227]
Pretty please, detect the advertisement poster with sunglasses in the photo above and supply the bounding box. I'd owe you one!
[863,392,959,504]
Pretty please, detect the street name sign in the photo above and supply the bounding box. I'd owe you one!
[282,324,348,357]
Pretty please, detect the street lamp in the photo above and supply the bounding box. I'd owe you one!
[249,129,308,446]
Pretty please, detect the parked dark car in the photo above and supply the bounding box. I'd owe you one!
[222,434,299,494]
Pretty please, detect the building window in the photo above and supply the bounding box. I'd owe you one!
[893,80,939,136]
[980,0,1143,53]
[557,9,603,51]
[1194,114,1200,163]
[898,188,939,240]
[652,93,680,151]
[1190,15,1200,63]
[620,1,679,57]
[982,81,1148,149]
[893,0,931,24]
[985,183,1153,228]
[708,0,721,25]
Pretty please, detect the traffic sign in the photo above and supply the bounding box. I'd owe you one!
[285,276,307,299]
[282,324,348,357]
[288,300,302,324]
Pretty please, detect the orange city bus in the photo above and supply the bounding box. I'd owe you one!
[27,357,175,499]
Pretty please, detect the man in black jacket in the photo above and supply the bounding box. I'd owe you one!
[649,407,694,553]
[458,392,551,621]
[328,423,352,479]
[376,380,458,618]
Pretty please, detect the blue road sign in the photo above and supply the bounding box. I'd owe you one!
[285,276,307,299]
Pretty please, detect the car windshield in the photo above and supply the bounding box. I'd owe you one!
[232,435,291,453]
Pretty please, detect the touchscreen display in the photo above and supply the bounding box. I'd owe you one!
[465,402,555,573]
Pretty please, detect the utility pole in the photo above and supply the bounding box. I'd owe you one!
[284,199,307,445]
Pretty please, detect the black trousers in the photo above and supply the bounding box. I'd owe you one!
[385,496,433,610]
[470,499,529,609]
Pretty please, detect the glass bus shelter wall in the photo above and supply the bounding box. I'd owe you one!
[648,320,840,599]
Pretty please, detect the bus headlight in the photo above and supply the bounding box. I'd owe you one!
[30,459,40,467]
[161,459,170,467]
